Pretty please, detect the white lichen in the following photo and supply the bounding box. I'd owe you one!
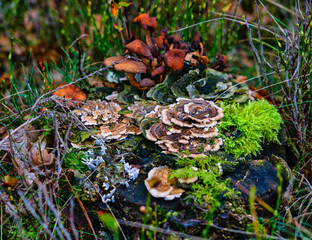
[120,157,140,181]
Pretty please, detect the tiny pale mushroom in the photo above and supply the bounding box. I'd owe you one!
[145,166,184,200]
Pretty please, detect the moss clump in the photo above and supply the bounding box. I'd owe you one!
[63,150,89,172]
[170,155,238,207]
[219,100,283,158]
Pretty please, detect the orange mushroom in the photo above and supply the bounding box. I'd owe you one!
[125,40,153,60]
[210,54,228,71]
[163,49,186,72]
[53,83,87,107]
[133,13,157,48]
[104,56,147,90]
[139,78,156,88]
[156,27,168,49]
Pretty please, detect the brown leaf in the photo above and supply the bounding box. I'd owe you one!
[4,175,19,187]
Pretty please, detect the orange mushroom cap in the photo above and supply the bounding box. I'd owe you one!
[156,27,168,49]
[53,83,87,103]
[133,13,157,30]
[125,40,153,60]
[104,56,147,74]
[151,65,166,78]
[163,49,186,72]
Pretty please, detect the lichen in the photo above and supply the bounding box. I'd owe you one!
[218,100,283,158]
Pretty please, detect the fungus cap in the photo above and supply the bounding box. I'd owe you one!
[125,40,153,60]
[145,98,224,158]
[163,49,186,72]
[139,78,156,88]
[151,65,166,79]
[144,166,184,200]
[53,83,87,103]
[133,13,157,30]
[104,56,147,74]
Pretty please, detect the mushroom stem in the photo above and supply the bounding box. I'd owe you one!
[145,29,153,48]
[127,73,148,90]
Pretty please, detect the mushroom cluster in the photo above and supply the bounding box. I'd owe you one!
[144,166,184,200]
[145,98,224,158]
[104,13,208,90]
[73,100,141,141]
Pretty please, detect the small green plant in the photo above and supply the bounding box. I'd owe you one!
[98,210,120,239]
[63,150,89,172]
[141,195,175,240]
[170,155,238,207]
[219,100,283,158]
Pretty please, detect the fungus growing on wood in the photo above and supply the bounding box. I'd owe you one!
[73,100,141,141]
[73,100,121,125]
[53,83,87,107]
[145,98,224,158]
[144,166,184,200]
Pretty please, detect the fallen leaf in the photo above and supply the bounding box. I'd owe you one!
[4,175,19,187]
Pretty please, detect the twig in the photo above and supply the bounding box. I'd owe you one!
[117,219,207,240]
[117,218,286,240]
[65,174,98,240]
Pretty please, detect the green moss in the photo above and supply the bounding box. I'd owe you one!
[219,100,283,159]
[63,150,89,172]
[170,155,239,207]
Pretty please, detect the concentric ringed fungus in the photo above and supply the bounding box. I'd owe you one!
[145,98,224,157]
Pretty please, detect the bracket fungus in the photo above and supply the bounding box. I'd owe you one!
[145,98,224,158]
[144,166,184,200]
[73,100,141,141]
